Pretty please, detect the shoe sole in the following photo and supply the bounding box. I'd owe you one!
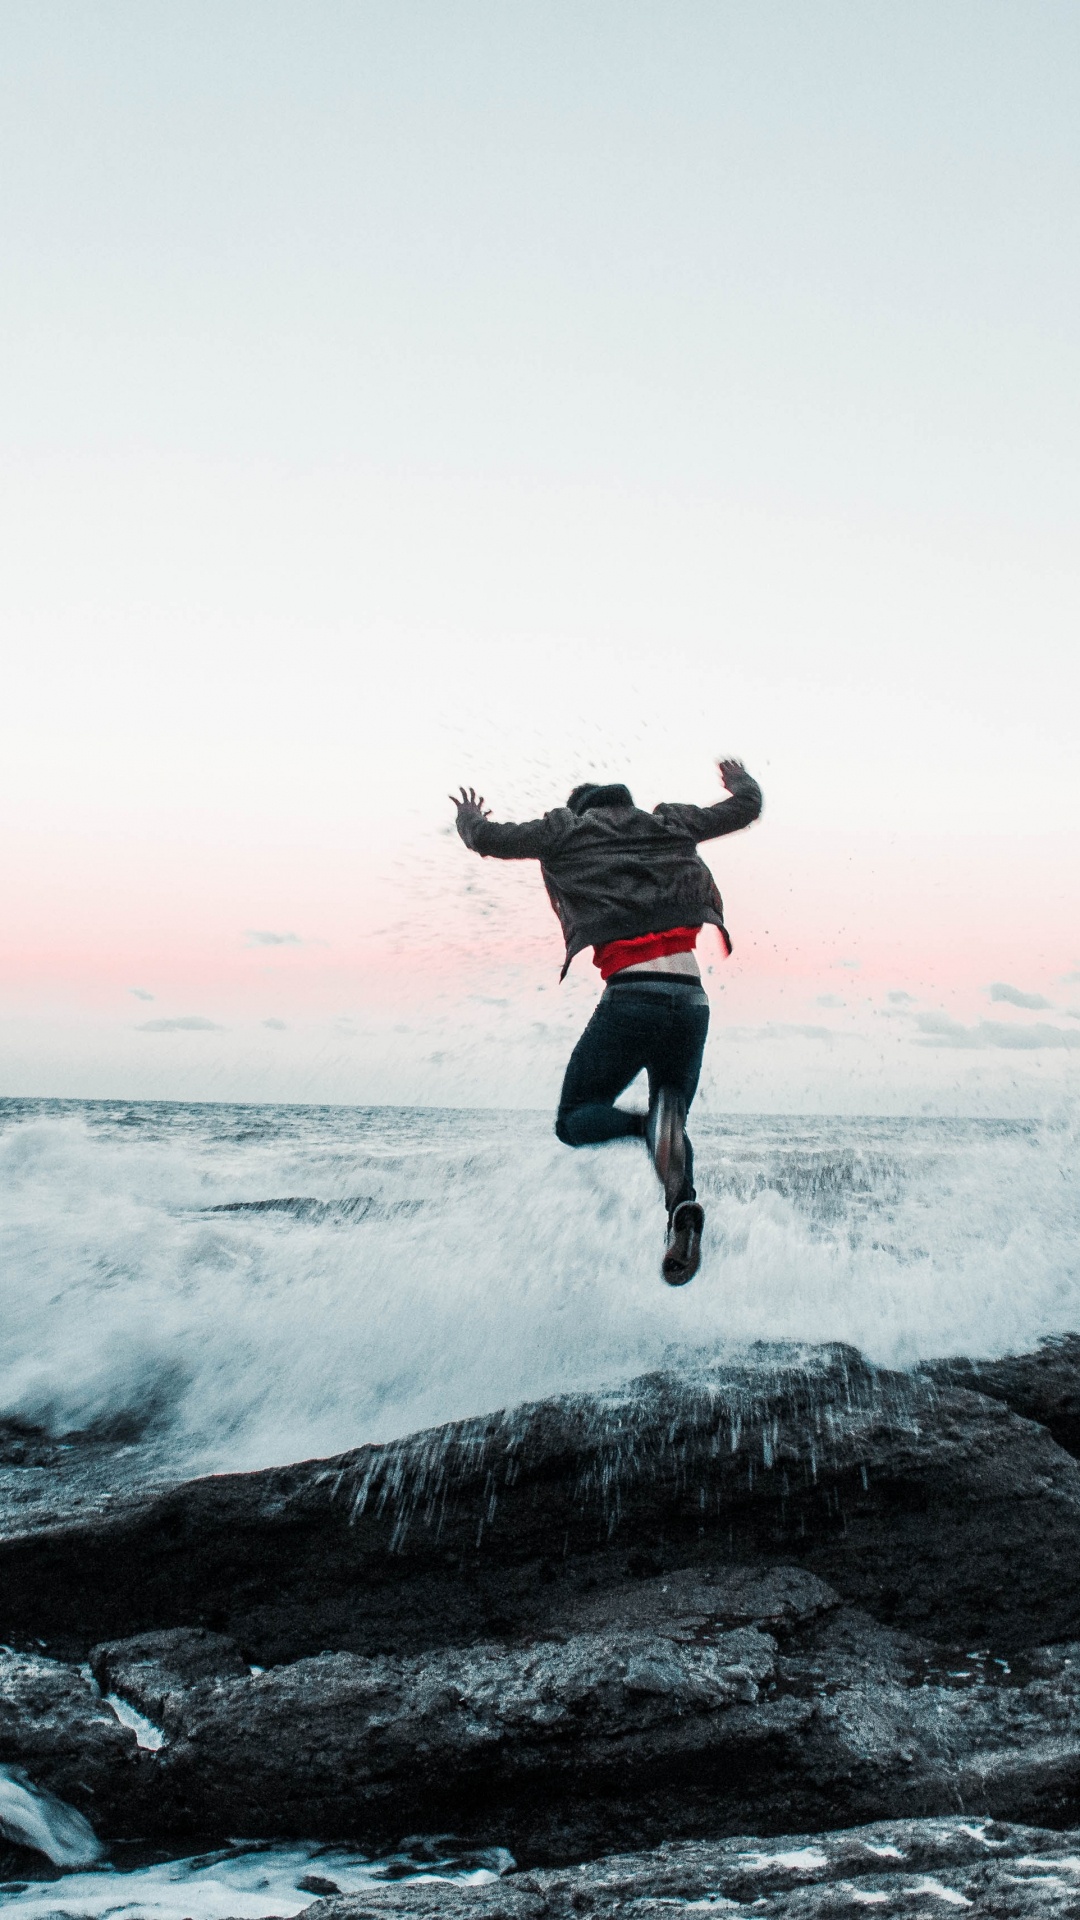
[662,1202,704,1286]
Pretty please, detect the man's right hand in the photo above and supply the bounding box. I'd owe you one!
[450,785,492,828]
[717,758,747,793]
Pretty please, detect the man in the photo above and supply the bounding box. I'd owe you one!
[451,759,762,1284]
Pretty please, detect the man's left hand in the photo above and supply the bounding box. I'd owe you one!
[717,758,746,793]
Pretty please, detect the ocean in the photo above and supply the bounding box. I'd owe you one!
[2,1097,1078,1478]
[2,1095,1079,1916]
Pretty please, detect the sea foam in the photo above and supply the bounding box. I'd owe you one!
[0,1099,1078,1475]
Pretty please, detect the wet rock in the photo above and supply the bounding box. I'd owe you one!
[90,1627,249,1736]
[308,1816,1080,1917]
[5,1344,1080,1662]
[947,1637,1080,1827]
[545,1564,839,1640]
[91,1618,786,1851]
[0,1831,64,1882]
[0,1647,151,1833]
[786,1610,1080,1833]
[0,1421,170,1556]
[6,1341,1080,1860]
[53,1602,1080,1859]
[923,1332,1080,1458]
[92,1627,248,1691]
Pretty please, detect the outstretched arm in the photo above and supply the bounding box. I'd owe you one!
[450,786,561,859]
[654,759,763,842]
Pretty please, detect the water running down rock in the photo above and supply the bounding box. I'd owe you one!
[7,1335,1080,1904]
[0,1764,103,1868]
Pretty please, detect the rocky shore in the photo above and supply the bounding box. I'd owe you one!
[5,1336,1080,1915]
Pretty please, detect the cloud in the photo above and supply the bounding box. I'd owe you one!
[262,1018,287,1030]
[816,994,846,1009]
[246,930,303,947]
[887,990,916,1005]
[914,1011,1080,1050]
[832,958,861,971]
[1062,971,1080,985]
[137,1016,224,1033]
[129,987,155,1001]
[989,982,1053,1010]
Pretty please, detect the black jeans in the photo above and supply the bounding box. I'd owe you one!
[555,977,710,1208]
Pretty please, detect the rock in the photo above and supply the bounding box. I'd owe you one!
[5,1343,1080,1663]
[307,1817,1080,1917]
[923,1332,1080,1458]
[90,1617,785,1852]
[784,1609,1080,1835]
[92,1626,248,1691]
[7,1340,1080,1860]
[0,1421,170,1540]
[90,1627,249,1735]
[47,1597,1080,1860]
[0,1647,144,1826]
[546,1564,839,1640]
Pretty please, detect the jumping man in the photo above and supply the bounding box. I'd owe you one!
[451,760,763,1284]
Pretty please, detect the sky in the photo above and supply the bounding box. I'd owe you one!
[1,0,1078,1113]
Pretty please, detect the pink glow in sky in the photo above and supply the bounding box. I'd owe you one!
[1,3,1078,1112]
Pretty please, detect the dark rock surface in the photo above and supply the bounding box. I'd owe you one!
[91,1625,250,1728]
[0,1648,145,1817]
[0,1417,171,1537]
[924,1332,1080,1459]
[6,1343,1080,1663]
[308,1817,1080,1917]
[6,1339,1080,1872]
[43,1599,1080,1858]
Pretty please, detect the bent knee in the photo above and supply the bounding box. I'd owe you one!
[555,1110,583,1147]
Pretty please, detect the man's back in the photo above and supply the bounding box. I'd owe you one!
[540,801,728,967]
[457,767,762,975]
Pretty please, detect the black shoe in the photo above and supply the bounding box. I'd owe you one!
[662,1201,704,1286]
[646,1087,687,1215]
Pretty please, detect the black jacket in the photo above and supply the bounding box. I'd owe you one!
[456,768,763,977]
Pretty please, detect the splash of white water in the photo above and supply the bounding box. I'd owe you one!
[0,1765,103,1869]
[0,1837,512,1919]
[0,1100,1078,1474]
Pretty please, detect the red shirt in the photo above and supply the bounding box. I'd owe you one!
[593,926,702,982]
